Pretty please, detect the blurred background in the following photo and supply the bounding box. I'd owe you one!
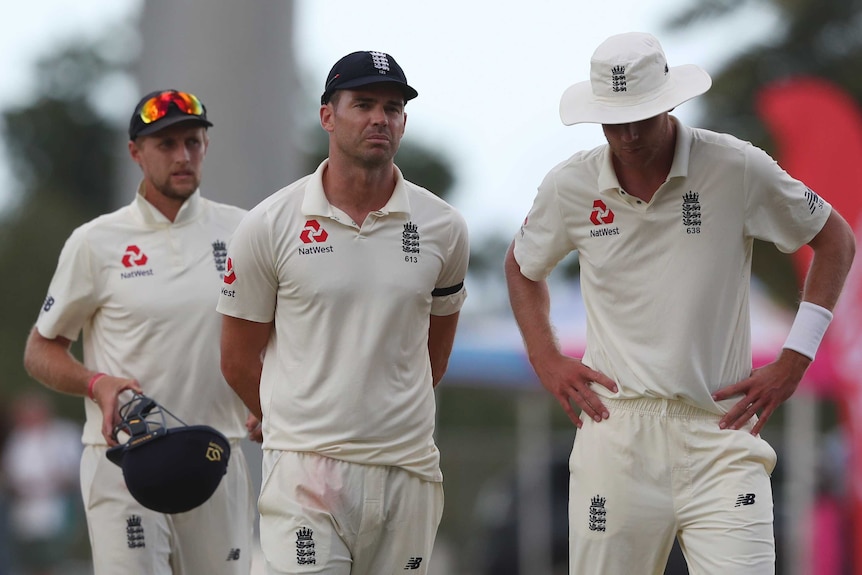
[2,1,862,574]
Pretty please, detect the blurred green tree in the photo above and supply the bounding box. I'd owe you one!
[0,41,127,419]
[3,44,125,214]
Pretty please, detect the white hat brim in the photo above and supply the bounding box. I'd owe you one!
[560,64,712,125]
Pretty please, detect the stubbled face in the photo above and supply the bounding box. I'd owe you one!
[321,84,407,168]
[602,113,674,170]
[129,123,208,201]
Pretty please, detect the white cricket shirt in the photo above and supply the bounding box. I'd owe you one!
[514,117,831,413]
[217,160,469,481]
[36,186,249,445]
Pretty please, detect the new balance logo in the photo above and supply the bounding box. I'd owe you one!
[226,548,241,561]
[404,557,423,570]
[804,188,824,214]
[735,493,756,507]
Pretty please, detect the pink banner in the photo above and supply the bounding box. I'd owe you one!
[757,76,862,573]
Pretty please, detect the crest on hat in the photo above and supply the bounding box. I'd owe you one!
[370,51,391,75]
[611,66,627,93]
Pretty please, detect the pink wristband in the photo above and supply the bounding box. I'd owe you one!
[87,373,106,400]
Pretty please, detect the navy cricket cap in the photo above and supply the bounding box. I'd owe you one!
[106,394,230,514]
[128,89,213,141]
[321,51,418,105]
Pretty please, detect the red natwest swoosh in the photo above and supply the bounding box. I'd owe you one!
[223,258,236,285]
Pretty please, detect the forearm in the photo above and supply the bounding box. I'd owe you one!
[504,244,560,365]
[23,326,96,397]
[220,316,271,420]
[779,210,855,363]
[428,312,460,387]
[223,361,263,420]
[800,210,856,310]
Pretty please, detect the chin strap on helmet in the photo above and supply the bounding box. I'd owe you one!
[111,393,187,443]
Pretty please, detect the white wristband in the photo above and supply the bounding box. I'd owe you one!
[782,301,833,360]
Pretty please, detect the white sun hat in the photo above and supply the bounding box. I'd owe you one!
[560,32,712,126]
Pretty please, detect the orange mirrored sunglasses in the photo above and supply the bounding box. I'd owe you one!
[138,91,204,124]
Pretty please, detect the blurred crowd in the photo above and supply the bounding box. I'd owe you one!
[0,392,83,575]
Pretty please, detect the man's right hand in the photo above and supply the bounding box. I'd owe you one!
[91,375,144,446]
[532,352,617,428]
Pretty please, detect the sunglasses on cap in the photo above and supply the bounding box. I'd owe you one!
[138,90,205,125]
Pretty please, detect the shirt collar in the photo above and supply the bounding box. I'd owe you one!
[667,116,692,180]
[301,159,412,218]
[132,181,203,225]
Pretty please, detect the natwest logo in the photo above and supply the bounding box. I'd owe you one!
[589,200,615,225]
[223,257,236,285]
[300,220,328,244]
[121,245,148,267]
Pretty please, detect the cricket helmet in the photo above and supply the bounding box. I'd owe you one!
[106,393,230,514]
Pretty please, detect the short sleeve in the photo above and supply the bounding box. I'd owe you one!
[512,172,576,281]
[35,227,98,341]
[743,144,831,253]
[430,209,470,316]
[216,207,278,323]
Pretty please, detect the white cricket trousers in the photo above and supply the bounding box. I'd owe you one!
[81,440,255,575]
[259,450,444,575]
[568,397,777,575]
